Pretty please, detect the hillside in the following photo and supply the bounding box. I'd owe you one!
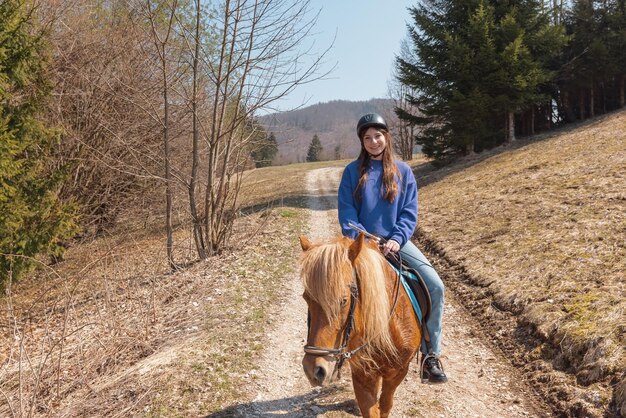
[259,98,394,164]
[0,110,623,417]
[415,109,625,416]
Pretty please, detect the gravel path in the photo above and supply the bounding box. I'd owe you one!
[235,167,553,417]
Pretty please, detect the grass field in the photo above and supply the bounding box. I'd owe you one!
[417,110,625,416]
[0,161,323,416]
[0,111,623,416]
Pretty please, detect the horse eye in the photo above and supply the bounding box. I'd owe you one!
[340,297,348,307]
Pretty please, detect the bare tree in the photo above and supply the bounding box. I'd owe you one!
[389,38,420,161]
[45,0,165,235]
[146,0,180,270]
[185,0,330,257]
[388,80,418,160]
[188,0,207,259]
[46,0,330,262]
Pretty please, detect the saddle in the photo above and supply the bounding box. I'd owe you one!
[385,253,432,341]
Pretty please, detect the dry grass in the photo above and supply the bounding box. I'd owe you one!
[1,118,622,417]
[238,160,347,210]
[418,110,625,415]
[0,161,319,416]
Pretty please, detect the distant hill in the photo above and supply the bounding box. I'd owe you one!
[259,98,395,165]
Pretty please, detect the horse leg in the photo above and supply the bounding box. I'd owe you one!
[351,371,382,418]
[378,365,410,418]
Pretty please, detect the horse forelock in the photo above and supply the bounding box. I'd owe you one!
[300,238,352,322]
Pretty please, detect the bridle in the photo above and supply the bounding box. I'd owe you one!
[303,263,402,377]
[303,278,364,377]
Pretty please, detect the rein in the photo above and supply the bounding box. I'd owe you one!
[303,261,402,376]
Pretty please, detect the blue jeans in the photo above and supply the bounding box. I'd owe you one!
[399,240,445,356]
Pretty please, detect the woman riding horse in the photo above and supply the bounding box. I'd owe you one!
[338,113,447,384]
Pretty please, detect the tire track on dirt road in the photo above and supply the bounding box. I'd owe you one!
[233,167,552,417]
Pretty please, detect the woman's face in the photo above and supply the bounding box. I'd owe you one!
[362,127,386,159]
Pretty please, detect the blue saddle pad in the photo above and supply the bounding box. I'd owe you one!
[388,262,431,326]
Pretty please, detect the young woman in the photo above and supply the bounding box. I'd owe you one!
[337,113,448,384]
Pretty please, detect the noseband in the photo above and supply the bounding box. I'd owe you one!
[303,277,365,375]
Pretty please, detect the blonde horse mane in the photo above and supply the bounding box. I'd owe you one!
[300,237,397,363]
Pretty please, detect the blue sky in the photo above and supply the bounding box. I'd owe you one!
[276,0,415,110]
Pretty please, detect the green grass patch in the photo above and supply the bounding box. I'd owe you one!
[280,208,298,218]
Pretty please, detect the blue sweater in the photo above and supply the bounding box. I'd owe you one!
[338,159,418,247]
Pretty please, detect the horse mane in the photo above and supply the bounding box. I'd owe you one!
[300,237,397,364]
[351,243,397,363]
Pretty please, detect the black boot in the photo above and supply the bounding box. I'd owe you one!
[421,354,448,384]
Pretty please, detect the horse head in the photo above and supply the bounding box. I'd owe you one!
[299,233,395,386]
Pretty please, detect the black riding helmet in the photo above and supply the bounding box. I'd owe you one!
[356,113,388,138]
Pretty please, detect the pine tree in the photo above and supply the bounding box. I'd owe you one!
[604,0,626,108]
[306,134,323,162]
[561,0,626,117]
[396,0,564,160]
[396,0,500,159]
[334,144,342,160]
[451,0,500,152]
[251,131,278,168]
[490,2,562,141]
[0,1,77,285]
[560,0,599,120]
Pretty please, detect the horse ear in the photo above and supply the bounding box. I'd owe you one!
[299,235,312,251]
[348,232,365,262]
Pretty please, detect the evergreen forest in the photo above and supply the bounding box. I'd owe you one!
[395,0,626,161]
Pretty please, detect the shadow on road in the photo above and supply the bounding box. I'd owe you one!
[204,387,359,418]
[241,194,338,215]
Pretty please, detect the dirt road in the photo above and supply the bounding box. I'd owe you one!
[234,167,552,417]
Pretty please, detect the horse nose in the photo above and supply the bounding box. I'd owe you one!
[303,355,331,386]
[314,365,327,384]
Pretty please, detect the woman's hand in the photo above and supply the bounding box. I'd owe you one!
[382,239,400,256]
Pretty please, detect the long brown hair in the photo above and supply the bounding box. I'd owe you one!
[354,129,400,202]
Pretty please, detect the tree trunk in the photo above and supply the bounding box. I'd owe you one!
[530,107,535,135]
[562,90,575,123]
[409,125,415,160]
[163,76,175,270]
[146,0,179,269]
[189,0,206,260]
[205,0,231,256]
[601,81,606,113]
[148,0,178,271]
[506,111,516,142]
[619,75,626,107]
[546,102,552,130]
[590,82,595,118]
[579,90,585,120]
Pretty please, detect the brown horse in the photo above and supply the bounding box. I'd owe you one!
[299,233,421,418]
